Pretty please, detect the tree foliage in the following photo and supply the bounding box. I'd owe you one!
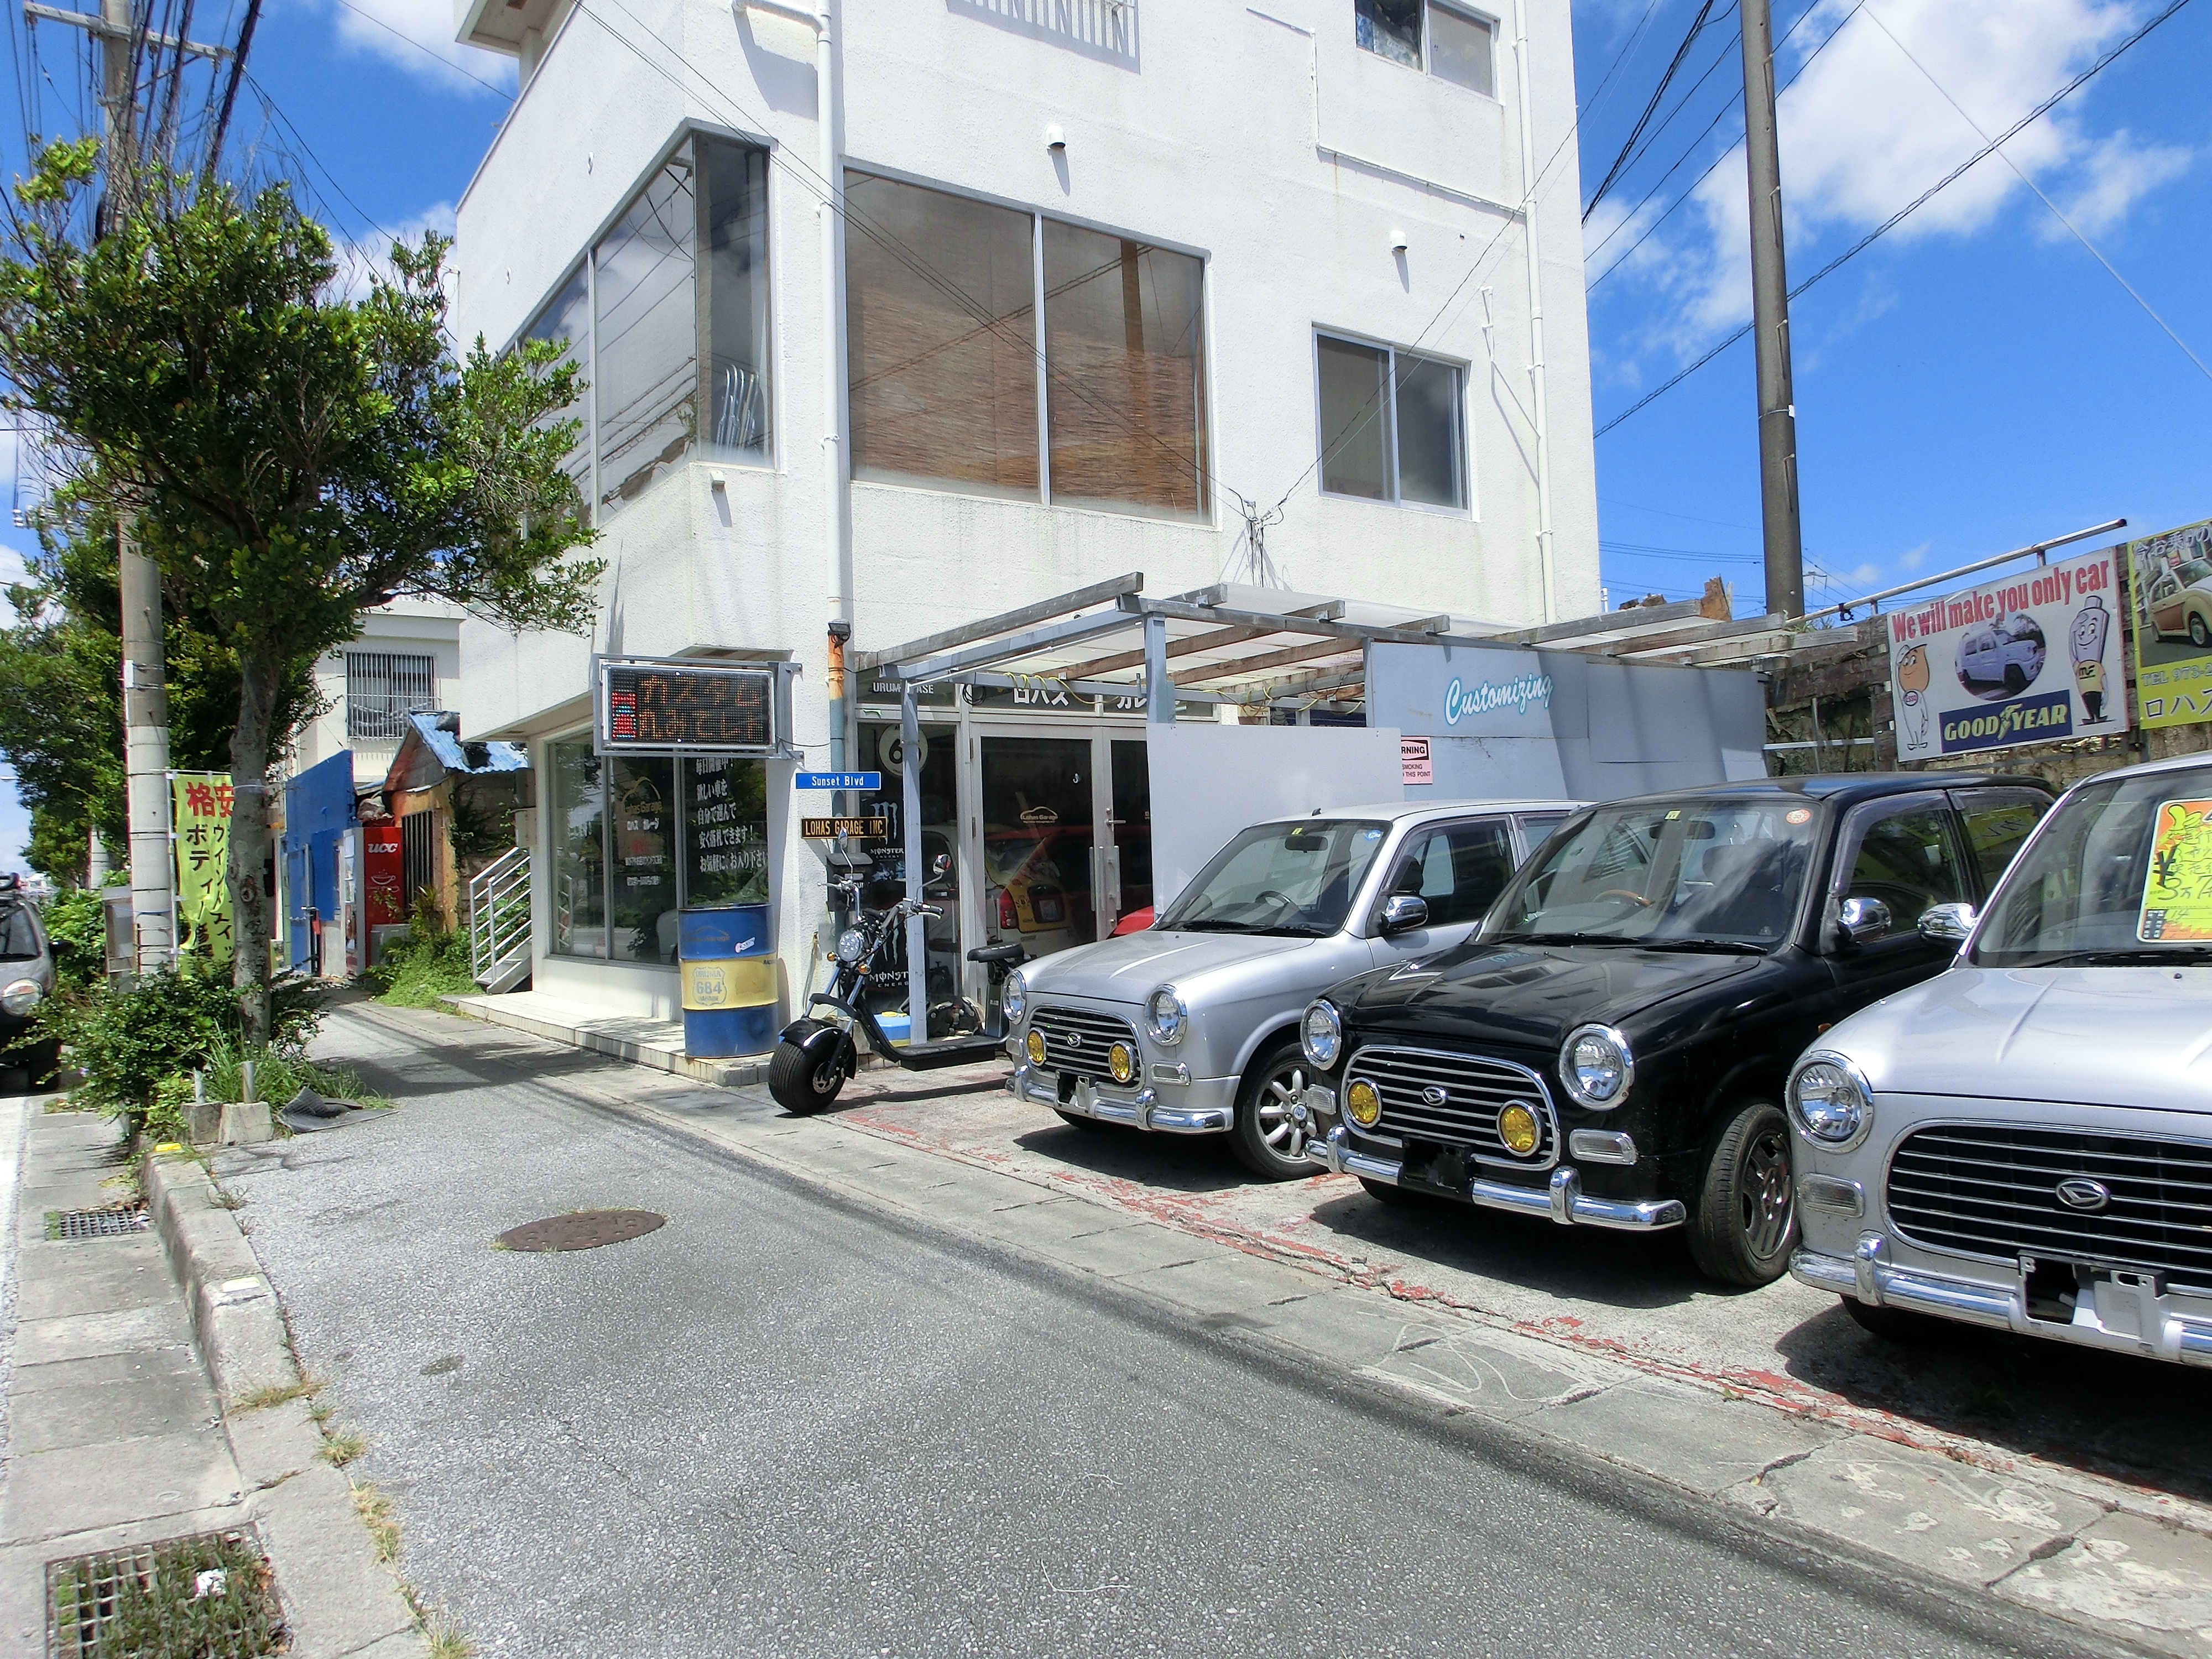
[0,147,601,1036]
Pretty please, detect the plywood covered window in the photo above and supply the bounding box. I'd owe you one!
[846,171,1211,522]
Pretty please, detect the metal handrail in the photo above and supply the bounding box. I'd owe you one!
[467,847,533,990]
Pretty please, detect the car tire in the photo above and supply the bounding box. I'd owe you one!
[1053,1109,1111,1133]
[2193,615,2210,649]
[1686,1101,1798,1287]
[2003,664,2027,695]
[768,1039,848,1116]
[1228,1038,1322,1180]
[1839,1295,1947,1346]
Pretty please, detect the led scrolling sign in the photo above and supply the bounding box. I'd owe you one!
[593,656,796,757]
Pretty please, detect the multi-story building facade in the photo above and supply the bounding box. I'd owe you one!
[450,0,1600,1021]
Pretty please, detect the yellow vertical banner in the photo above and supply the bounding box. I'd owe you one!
[171,772,236,964]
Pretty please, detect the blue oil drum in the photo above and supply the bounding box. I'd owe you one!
[679,904,778,1058]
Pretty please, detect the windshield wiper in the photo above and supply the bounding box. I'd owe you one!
[1174,919,1256,933]
[1487,931,1635,947]
[1635,939,1767,956]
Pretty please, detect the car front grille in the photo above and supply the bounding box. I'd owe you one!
[1887,1123,2212,1288]
[1027,1005,1140,1086]
[1345,1044,1559,1168]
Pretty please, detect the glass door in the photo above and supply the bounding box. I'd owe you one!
[1108,739,1152,931]
[977,732,1099,963]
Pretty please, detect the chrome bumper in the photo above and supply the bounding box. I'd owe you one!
[1304,1127,1685,1232]
[1008,1063,1232,1135]
[1792,1233,2212,1366]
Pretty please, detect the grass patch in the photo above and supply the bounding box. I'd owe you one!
[230,1377,321,1413]
[351,1481,400,1563]
[367,912,479,1009]
[319,1428,366,1467]
[423,1611,474,1659]
[49,1529,283,1658]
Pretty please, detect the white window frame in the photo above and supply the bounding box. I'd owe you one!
[1355,0,1500,99]
[1312,327,1472,515]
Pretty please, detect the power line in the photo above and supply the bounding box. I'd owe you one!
[1859,0,2212,387]
[324,0,513,100]
[1592,0,2196,439]
[1583,0,1726,222]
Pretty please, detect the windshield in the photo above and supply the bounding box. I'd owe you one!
[0,904,40,960]
[1156,820,1389,937]
[1974,765,2212,966]
[1486,797,1817,950]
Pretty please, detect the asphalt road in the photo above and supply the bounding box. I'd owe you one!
[220,1003,2080,1659]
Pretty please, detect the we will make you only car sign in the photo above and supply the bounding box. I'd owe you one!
[1887,544,2130,759]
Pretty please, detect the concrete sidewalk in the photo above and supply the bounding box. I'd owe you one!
[329,1002,2212,1657]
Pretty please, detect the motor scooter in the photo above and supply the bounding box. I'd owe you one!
[769,858,1026,1115]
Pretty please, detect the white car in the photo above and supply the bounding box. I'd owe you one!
[1004,800,1578,1178]
[1790,752,2212,1364]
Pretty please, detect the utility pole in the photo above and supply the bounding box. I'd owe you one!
[1739,0,1804,620]
[26,0,227,966]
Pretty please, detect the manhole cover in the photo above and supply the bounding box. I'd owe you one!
[496,1209,666,1252]
[45,1207,150,1241]
[48,1527,283,1658]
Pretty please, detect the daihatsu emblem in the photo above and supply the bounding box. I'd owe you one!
[1063,1031,1083,1050]
[2056,1178,2111,1212]
[1421,1086,1448,1107]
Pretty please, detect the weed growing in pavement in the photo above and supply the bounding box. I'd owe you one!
[209,1185,245,1211]
[231,1376,323,1413]
[319,1428,367,1467]
[307,1401,335,1427]
[351,1481,400,1563]
[403,1585,475,1658]
[366,901,478,1009]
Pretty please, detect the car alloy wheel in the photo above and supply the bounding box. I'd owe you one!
[1738,1120,1794,1260]
[1229,1039,1322,1181]
[1687,1100,1798,1286]
[2193,614,2210,649]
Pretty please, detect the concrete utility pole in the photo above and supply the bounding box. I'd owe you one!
[1738,0,1804,620]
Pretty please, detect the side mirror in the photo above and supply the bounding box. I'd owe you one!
[931,852,952,878]
[1917,901,1978,943]
[1379,894,1430,936]
[1838,896,1892,944]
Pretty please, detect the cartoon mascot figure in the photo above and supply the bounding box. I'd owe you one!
[1895,643,1933,755]
[2072,594,2112,724]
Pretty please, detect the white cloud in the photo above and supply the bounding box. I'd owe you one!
[1595,0,2194,359]
[330,201,460,303]
[321,0,517,97]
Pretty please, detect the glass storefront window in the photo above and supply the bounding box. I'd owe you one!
[549,740,607,958]
[547,739,769,961]
[609,757,676,962]
[684,757,769,905]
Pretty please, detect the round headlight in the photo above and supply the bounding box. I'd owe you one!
[1025,1029,1048,1067]
[1002,969,1026,1022]
[1145,985,1186,1046]
[1344,1077,1383,1129]
[1498,1102,1541,1157]
[836,928,867,964]
[1561,1024,1634,1109]
[1788,1053,1874,1151]
[1108,1041,1136,1086]
[1300,1000,1342,1069]
[1,977,39,1016]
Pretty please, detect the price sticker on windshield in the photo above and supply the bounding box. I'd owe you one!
[2139,798,2212,941]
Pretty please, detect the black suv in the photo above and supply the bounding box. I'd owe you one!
[0,876,59,1088]
[1297,774,2054,1285]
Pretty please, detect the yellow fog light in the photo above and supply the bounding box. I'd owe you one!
[1345,1078,1383,1129]
[1498,1103,1541,1157]
[1108,1042,1136,1085]
[1025,1029,1048,1066]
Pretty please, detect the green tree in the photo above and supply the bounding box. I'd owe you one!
[0,145,600,1037]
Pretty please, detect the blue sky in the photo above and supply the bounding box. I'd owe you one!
[1,0,2207,871]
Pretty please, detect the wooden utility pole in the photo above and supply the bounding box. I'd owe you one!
[1739,0,1804,620]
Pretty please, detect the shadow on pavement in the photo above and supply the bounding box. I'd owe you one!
[1009,1120,1250,1194]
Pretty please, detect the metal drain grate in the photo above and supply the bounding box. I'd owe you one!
[496,1209,666,1252]
[44,1207,150,1241]
[47,1528,283,1658]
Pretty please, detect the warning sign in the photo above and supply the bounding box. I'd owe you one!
[1401,737,1433,786]
[2140,797,2212,942]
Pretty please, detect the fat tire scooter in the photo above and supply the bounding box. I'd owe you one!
[769,867,1027,1115]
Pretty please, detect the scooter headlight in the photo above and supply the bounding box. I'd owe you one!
[1003,969,1026,1022]
[836,928,867,964]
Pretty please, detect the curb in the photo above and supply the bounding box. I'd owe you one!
[143,1150,431,1659]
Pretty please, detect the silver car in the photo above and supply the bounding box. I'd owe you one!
[1004,800,1579,1177]
[1789,752,2212,1365]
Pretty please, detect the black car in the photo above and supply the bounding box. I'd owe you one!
[0,877,59,1088]
[1297,773,2054,1286]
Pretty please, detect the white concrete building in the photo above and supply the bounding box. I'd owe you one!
[287,602,466,786]
[449,0,1601,1023]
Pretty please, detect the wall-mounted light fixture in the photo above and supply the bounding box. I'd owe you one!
[1389,227,1409,255]
[1045,124,1067,153]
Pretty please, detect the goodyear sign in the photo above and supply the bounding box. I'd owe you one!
[1938,690,2073,755]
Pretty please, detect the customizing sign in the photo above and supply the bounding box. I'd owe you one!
[801,817,890,840]
[1443,670,1554,726]
[796,771,882,791]
[2140,797,2212,941]
[2126,517,2212,729]
[594,656,794,756]
[171,771,234,963]
[1400,737,1433,785]
[1885,545,2127,758]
